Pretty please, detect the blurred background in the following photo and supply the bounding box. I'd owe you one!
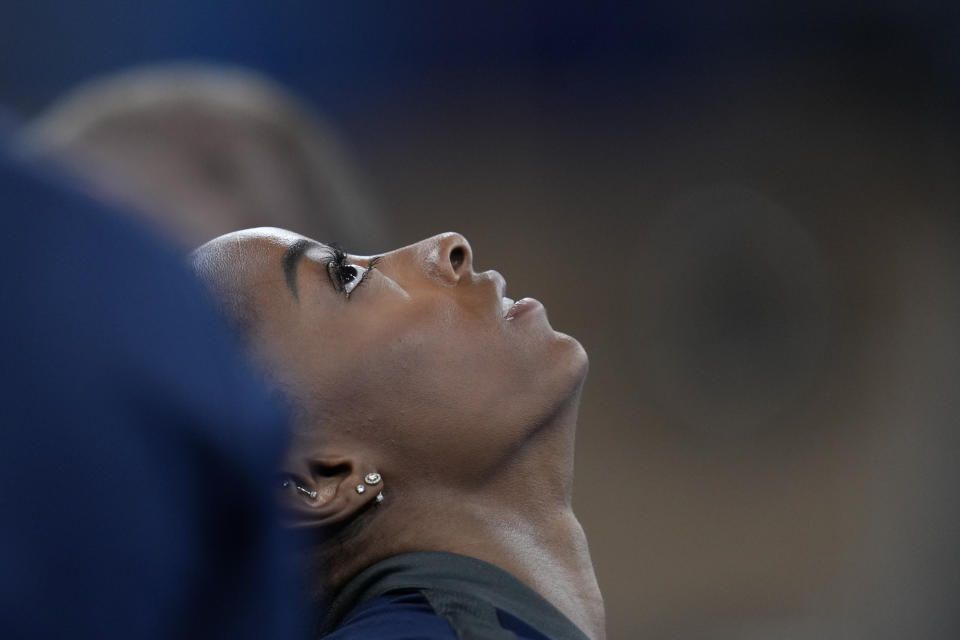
[3,2,958,638]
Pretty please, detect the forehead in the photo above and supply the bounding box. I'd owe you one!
[211,227,318,271]
[216,228,346,302]
[228,227,309,251]
[196,228,311,300]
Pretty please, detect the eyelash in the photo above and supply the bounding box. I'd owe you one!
[327,245,380,298]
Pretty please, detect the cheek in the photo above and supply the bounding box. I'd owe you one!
[310,319,503,429]
[294,301,584,463]
[364,321,553,434]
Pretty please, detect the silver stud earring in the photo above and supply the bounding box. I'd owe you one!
[355,484,366,494]
[376,492,384,504]
[297,485,318,499]
[281,477,317,499]
[364,472,381,485]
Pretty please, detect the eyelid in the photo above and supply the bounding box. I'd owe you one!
[346,255,381,298]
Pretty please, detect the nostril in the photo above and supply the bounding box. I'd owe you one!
[449,246,465,271]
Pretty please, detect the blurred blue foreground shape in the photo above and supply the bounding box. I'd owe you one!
[0,131,302,639]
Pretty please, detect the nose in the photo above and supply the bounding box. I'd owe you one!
[375,232,475,285]
[421,232,474,283]
[439,232,473,277]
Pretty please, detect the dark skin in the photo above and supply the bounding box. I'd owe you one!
[193,227,605,639]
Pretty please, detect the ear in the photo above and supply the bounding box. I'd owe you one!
[280,454,383,528]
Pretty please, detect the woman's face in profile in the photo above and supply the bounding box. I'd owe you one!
[206,227,588,477]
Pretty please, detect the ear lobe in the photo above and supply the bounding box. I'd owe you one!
[281,456,382,529]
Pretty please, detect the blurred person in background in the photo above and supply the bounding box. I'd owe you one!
[192,227,603,640]
[16,63,384,250]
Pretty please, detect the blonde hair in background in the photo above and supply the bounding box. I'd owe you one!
[19,63,385,250]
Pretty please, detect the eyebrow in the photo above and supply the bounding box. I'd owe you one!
[281,238,322,299]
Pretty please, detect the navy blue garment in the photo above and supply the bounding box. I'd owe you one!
[325,592,458,640]
[0,146,303,638]
[321,552,590,640]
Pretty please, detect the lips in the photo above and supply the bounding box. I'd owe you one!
[504,297,542,320]
[500,290,542,321]
[491,270,542,320]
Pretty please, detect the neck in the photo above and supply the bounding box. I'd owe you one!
[325,392,606,640]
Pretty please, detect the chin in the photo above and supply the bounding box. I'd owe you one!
[552,330,590,387]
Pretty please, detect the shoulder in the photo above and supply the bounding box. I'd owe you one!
[323,591,457,640]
